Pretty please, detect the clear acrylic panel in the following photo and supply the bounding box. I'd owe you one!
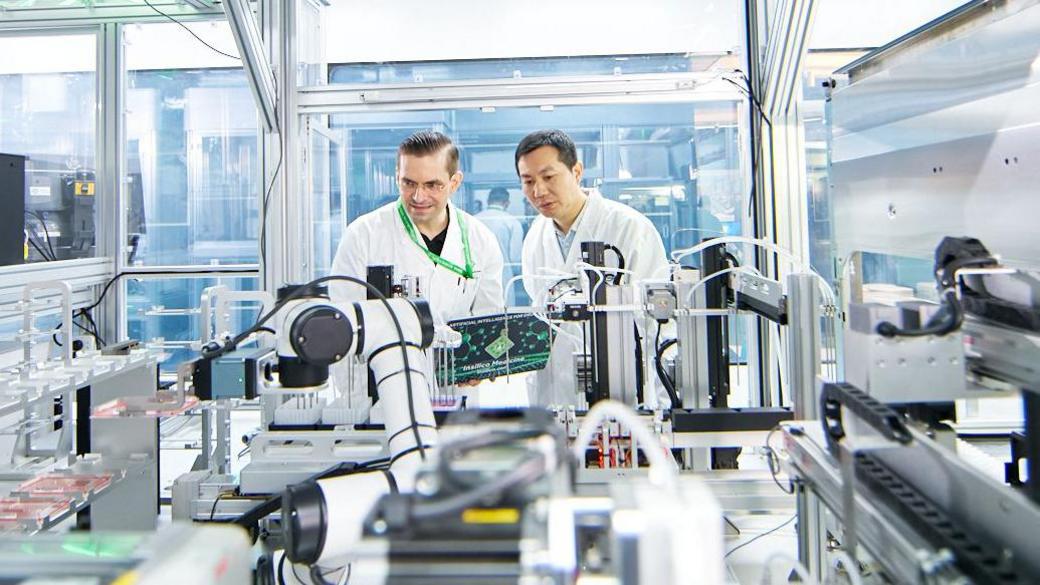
[124,23,258,267]
[308,125,347,280]
[320,97,748,309]
[0,32,97,264]
[330,54,728,85]
[316,1,741,85]
[126,276,261,372]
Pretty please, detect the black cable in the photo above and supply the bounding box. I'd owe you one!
[603,244,627,284]
[876,255,994,338]
[27,237,55,263]
[205,274,428,460]
[208,491,228,521]
[876,290,964,338]
[79,309,105,347]
[229,458,390,541]
[308,564,349,585]
[308,565,330,585]
[258,140,284,275]
[720,75,772,129]
[653,327,680,409]
[410,452,546,520]
[141,0,241,61]
[74,269,252,344]
[436,425,564,493]
[25,211,57,260]
[277,553,287,585]
[724,515,797,558]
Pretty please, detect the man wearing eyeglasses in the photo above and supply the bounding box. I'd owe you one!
[329,130,504,323]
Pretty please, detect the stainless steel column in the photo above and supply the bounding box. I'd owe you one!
[787,273,820,418]
[787,273,826,580]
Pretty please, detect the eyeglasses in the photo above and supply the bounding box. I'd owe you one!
[398,178,449,196]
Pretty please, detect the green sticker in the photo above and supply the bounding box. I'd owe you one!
[484,330,515,359]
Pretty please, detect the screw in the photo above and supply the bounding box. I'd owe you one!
[297,336,305,343]
[372,519,387,534]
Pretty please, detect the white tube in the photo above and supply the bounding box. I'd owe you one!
[671,236,799,267]
[683,266,762,306]
[572,400,677,488]
[829,550,865,585]
[761,553,816,585]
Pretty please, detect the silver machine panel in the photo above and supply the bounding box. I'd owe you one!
[829,0,1040,270]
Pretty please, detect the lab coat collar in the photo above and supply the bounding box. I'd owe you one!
[555,189,604,267]
[391,199,467,267]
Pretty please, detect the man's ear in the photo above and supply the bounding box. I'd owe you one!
[572,161,584,184]
[449,170,464,193]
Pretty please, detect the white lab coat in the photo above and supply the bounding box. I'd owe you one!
[521,190,669,407]
[475,205,524,305]
[330,201,505,322]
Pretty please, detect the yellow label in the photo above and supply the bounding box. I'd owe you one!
[111,571,139,585]
[461,508,520,524]
[74,181,95,196]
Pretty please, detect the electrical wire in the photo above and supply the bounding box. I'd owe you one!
[208,491,230,521]
[830,550,865,585]
[761,552,815,585]
[25,211,57,260]
[573,400,678,488]
[206,275,428,460]
[764,425,794,495]
[259,138,284,275]
[724,515,796,558]
[410,452,546,520]
[141,0,241,61]
[27,238,52,262]
[653,327,680,409]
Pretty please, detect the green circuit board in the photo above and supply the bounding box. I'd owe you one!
[436,313,552,384]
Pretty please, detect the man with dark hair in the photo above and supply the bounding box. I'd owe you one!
[516,129,669,407]
[476,187,524,305]
[330,130,504,323]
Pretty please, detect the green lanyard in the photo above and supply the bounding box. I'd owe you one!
[397,202,474,279]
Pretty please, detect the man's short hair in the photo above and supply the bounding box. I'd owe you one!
[514,129,578,175]
[398,130,459,176]
[487,187,511,206]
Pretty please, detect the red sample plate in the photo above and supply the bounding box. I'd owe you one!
[16,473,112,497]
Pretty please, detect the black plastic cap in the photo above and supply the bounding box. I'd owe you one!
[410,299,435,349]
[289,306,353,366]
[282,481,327,565]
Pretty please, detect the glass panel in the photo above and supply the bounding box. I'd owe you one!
[317,1,740,84]
[801,50,866,283]
[322,99,747,310]
[124,23,258,267]
[309,127,347,280]
[0,33,97,264]
[811,0,973,50]
[126,276,261,372]
[331,54,726,85]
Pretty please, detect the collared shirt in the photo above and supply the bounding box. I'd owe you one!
[553,199,589,258]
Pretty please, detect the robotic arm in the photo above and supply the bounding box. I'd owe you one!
[259,283,439,565]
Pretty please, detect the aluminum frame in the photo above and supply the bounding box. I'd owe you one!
[0,2,221,29]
